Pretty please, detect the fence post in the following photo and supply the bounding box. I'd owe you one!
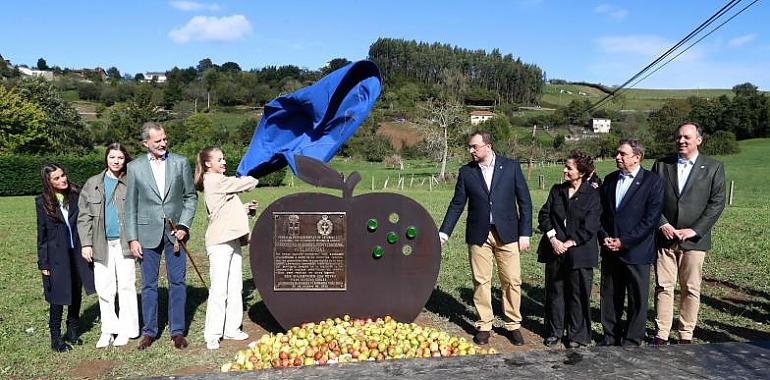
[383,176,389,190]
[538,175,545,190]
[429,176,433,192]
[729,180,735,206]
[371,176,375,191]
[410,174,414,188]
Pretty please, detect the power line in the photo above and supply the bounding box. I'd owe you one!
[624,0,760,92]
[586,0,747,112]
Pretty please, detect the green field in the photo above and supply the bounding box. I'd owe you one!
[1,139,768,378]
[540,83,734,111]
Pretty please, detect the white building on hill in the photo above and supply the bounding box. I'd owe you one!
[18,66,54,80]
[592,118,611,133]
[142,72,167,83]
[470,110,496,125]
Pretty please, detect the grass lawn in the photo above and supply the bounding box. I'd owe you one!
[1,139,768,378]
[540,84,735,111]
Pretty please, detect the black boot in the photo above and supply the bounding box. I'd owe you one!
[50,304,72,352]
[50,326,72,352]
[64,320,83,346]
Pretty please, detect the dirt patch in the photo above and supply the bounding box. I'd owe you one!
[703,278,756,303]
[377,122,423,149]
[68,359,119,379]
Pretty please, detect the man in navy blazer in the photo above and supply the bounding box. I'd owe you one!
[439,130,533,346]
[598,139,663,346]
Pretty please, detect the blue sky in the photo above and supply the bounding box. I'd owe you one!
[2,0,768,89]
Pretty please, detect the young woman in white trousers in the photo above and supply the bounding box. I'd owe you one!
[77,143,139,348]
[195,147,259,349]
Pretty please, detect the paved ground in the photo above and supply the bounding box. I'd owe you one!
[152,340,770,380]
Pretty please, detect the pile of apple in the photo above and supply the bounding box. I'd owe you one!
[221,315,497,372]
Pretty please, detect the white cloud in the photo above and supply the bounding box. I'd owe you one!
[594,4,628,21]
[170,1,220,12]
[169,15,251,43]
[728,33,757,48]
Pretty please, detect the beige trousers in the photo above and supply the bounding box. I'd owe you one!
[654,246,706,340]
[468,228,522,332]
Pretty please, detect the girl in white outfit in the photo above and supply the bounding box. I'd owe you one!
[194,147,259,349]
[77,143,140,348]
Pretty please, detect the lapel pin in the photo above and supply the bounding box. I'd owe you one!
[700,165,705,169]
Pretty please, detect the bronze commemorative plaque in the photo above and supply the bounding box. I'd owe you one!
[273,212,347,291]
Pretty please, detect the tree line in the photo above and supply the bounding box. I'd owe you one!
[368,38,544,104]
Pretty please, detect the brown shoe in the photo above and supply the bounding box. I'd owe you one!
[504,329,525,346]
[136,335,155,350]
[652,337,669,346]
[473,331,490,345]
[679,339,692,344]
[172,334,189,349]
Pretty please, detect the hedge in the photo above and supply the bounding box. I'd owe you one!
[0,154,286,196]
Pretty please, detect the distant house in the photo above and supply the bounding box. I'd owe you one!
[18,66,54,80]
[142,72,167,83]
[71,67,107,81]
[592,118,611,134]
[470,110,496,125]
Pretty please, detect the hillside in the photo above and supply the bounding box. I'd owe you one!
[541,83,734,111]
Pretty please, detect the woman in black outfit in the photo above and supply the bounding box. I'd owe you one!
[537,151,601,348]
[36,163,95,352]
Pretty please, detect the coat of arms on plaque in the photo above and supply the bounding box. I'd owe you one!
[317,214,333,236]
[287,214,300,236]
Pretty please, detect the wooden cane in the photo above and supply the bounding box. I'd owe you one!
[167,219,208,289]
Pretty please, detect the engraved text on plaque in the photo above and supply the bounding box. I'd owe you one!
[273,212,346,291]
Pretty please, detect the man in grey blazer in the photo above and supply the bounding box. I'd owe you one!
[125,122,198,350]
[651,122,726,345]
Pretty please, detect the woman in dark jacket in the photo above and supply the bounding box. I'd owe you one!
[36,163,95,352]
[537,151,601,348]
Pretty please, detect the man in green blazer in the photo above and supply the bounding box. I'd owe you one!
[125,122,198,350]
[651,122,726,345]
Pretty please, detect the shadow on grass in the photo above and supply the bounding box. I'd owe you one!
[422,282,548,337]
[246,301,283,334]
[78,298,100,336]
[424,286,477,335]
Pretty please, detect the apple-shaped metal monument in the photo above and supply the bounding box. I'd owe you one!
[250,155,441,330]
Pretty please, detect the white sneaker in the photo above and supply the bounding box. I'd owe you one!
[95,333,114,348]
[206,339,220,350]
[113,334,130,347]
[223,331,248,340]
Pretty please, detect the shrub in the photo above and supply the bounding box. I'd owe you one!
[1,152,287,196]
[0,154,103,196]
[702,130,740,155]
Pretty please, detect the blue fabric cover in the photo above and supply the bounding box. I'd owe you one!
[237,60,382,177]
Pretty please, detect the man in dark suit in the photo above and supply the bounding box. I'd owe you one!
[439,130,532,346]
[598,139,663,346]
[651,122,726,345]
[125,122,198,350]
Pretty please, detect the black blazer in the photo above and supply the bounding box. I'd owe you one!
[440,155,533,245]
[598,167,664,265]
[36,194,95,305]
[536,181,601,269]
[652,154,726,251]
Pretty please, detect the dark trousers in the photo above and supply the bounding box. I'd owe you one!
[544,257,593,344]
[140,234,187,337]
[600,255,650,345]
[49,282,82,343]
